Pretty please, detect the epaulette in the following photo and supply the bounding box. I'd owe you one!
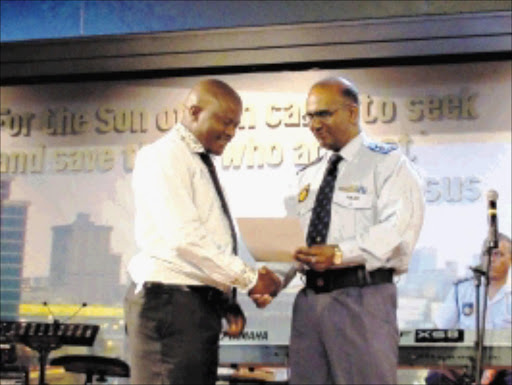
[366,141,398,154]
[296,154,325,175]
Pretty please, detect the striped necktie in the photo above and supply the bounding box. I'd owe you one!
[306,153,343,247]
[198,152,238,255]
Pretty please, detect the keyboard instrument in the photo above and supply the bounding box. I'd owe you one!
[219,329,512,369]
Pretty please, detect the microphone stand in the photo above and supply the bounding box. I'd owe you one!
[471,248,493,385]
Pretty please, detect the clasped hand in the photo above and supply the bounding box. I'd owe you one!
[247,245,337,308]
[248,266,282,308]
[294,244,336,272]
[223,302,246,337]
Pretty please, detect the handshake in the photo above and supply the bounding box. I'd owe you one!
[223,266,281,338]
[248,266,282,308]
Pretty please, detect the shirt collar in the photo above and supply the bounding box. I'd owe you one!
[327,132,363,162]
[175,123,205,153]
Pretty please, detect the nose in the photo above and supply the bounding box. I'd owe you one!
[225,125,237,139]
[310,118,323,133]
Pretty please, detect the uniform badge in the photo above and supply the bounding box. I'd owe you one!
[366,141,398,154]
[298,184,310,202]
[339,185,367,194]
[462,302,474,316]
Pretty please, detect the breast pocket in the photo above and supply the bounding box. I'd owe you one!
[332,191,374,237]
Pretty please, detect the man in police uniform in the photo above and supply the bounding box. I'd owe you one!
[426,233,511,385]
[288,77,425,384]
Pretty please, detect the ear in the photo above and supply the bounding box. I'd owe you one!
[188,105,202,122]
[348,104,359,124]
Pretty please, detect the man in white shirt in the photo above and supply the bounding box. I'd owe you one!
[124,79,281,384]
[288,77,425,384]
[426,233,511,385]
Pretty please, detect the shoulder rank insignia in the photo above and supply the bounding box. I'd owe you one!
[366,141,398,154]
[298,184,310,202]
[296,155,324,174]
[462,302,474,316]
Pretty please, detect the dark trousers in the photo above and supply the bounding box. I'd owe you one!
[124,282,223,384]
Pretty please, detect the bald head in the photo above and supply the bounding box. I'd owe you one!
[306,76,360,151]
[182,79,243,155]
[184,79,242,114]
[310,77,359,105]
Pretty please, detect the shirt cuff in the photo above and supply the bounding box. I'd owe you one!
[230,264,259,292]
[338,239,366,266]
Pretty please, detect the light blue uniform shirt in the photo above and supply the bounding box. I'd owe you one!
[435,275,512,329]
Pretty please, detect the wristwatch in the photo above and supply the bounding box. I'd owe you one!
[333,245,343,265]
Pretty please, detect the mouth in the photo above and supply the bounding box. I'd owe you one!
[218,138,230,148]
[213,137,231,154]
[315,132,329,143]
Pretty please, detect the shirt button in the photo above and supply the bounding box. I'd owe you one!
[316,236,321,242]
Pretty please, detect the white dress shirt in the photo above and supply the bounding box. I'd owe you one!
[127,124,258,292]
[296,133,425,274]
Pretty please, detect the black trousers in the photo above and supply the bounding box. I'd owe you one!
[124,282,223,384]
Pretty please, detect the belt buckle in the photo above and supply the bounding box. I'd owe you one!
[306,271,329,294]
[357,268,369,287]
[316,272,332,293]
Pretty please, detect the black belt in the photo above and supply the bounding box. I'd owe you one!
[305,266,394,294]
[143,282,225,302]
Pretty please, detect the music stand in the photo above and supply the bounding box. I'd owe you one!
[0,320,99,385]
[24,334,63,385]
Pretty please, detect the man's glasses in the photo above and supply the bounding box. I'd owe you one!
[304,103,354,124]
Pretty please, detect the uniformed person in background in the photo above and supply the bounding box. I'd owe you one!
[287,77,425,384]
[426,233,511,385]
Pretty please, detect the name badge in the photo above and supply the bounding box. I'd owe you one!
[335,191,372,208]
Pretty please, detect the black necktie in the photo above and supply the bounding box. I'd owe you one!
[199,152,238,255]
[306,153,343,247]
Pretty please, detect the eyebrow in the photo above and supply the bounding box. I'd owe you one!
[306,109,331,115]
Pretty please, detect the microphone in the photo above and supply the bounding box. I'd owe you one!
[486,190,499,250]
